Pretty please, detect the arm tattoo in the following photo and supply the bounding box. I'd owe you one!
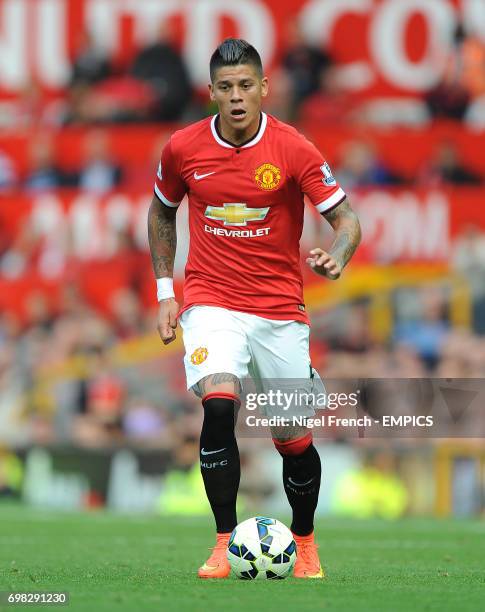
[323,198,361,269]
[147,195,177,277]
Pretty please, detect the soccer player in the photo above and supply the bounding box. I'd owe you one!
[148,39,361,579]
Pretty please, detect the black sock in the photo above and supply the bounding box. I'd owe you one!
[200,395,240,533]
[281,444,321,536]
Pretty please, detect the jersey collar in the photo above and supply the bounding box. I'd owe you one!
[210,112,267,149]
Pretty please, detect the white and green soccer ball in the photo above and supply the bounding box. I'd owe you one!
[226,517,296,580]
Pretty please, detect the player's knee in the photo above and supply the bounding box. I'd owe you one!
[273,432,313,456]
[197,373,241,398]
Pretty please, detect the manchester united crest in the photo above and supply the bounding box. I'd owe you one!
[190,346,208,365]
[255,163,281,191]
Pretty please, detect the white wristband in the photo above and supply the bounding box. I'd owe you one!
[156,277,175,302]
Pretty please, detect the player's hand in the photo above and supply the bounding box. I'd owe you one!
[157,298,179,345]
[306,248,342,280]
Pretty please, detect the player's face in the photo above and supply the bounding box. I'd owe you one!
[209,64,268,140]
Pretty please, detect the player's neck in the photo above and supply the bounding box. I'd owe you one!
[216,113,262,147]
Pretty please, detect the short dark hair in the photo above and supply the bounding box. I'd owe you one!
[210,38,263,82]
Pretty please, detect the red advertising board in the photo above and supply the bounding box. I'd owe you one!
[0,0,480,99]
[1,186,484,317]
[1,122,485,182]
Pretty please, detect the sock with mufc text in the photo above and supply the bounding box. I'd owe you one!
[274,435,322,537]
[200,394,240,534]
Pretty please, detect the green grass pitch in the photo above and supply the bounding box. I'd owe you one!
[0,505,484,612]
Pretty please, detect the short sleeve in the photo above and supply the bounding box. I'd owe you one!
[154,138,186,208]
[293,136,346,214]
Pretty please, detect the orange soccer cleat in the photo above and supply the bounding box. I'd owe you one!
[198,532,232,579]
[293,532,325,579]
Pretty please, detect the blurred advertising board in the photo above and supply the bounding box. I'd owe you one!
[0,186,483,316]
[0,0,476,99]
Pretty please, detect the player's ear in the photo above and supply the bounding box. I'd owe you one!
[261,76,269,99]
[208,83,216,102]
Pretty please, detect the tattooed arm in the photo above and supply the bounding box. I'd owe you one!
[306,198,361,280]
[147,195,179,344]
[148,195,177,277]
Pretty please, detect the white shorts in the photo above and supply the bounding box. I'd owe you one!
[179,305,322,399]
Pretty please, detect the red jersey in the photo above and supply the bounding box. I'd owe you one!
[154,112,346,324]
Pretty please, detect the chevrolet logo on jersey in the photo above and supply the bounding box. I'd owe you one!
[204,203,270,226]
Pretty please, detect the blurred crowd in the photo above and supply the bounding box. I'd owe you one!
[0,21,484,132]
[0,283,197,450]
[0,130,126,194]
[318,287,485,379]
[1,232,484,513]
[0,130,484,195]
[0,25,194,130]
[1,233,485,454]
[425,23,485,128]
[1,21,485,512]
[1,21,485,193]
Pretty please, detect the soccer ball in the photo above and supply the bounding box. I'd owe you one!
[226,516,296,580]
